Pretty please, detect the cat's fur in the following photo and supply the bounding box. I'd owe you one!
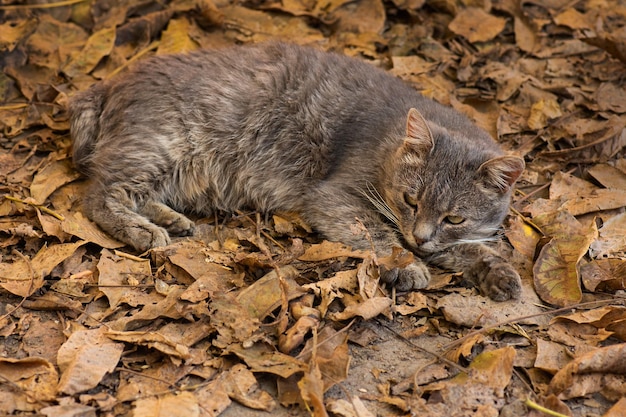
[70,42,525,300]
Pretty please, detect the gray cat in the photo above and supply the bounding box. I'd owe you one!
[70,42,525,300]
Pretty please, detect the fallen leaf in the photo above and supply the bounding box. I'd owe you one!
[448,8,507,43]
[63,26,116,77]
[581,259,626,292]
[30,159,80,205]
[532,211,597,306]
[299,240,370,261]
[328,296,392,321]
[236,265,306,319]
[226,342,307,379]
[0,241,86,297]
[549,343,626,400]
[57,327,124,395]
[133,391,200,417]
[0,357,58,411]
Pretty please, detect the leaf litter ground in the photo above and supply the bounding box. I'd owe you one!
[1,1,626,416]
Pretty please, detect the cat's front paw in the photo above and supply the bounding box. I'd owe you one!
[163,215,195,237]
[381,261,431,291]
[127,223,171,252]
[480,262,521,301]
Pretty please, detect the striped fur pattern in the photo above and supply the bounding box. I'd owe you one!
[70,42,524,300]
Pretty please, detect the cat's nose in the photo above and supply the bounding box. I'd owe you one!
[413,223,433,246]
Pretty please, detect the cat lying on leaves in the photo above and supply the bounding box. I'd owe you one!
[70,42,525,301]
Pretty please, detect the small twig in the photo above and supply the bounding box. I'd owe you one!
[106,40,160,79]
[4,195,65,221]
[509,206,545,236]
[0,0,87,10]
[524,398,570,417]
[113,250,148,262]
[375,318,468,374]
[298,319,356,359]
[513,167,576,209]
[0,103,28,111]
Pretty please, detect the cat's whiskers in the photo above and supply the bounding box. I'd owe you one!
[454,236,500,245]
[360,182,400,228]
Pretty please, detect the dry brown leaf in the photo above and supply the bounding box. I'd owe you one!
[279,315,320,353]
[299,240,370,261]
[298,363,328,417]
[0,241,86,297]
[528,99,562,130]
[532,211,597,307]
[304,269,358,316]
[588,164,626,190]
[29,159,80,205]
[107,320,213,359]
[195,378,232,417]
[236,265,306,319]
[436,285,548,327]
[505,215,542,260]
[222,364,276,411]
[326,396,376,417]
[25,15,88,71]
[589,212,626,258]
[39,404,97,417]
[299,326,350,392]
[603,397,626,417]
[0,357,58,412]
[226,343,307,379]
[549,343,626,400]
[96,249,154,309]
[61,210,125,249]
[134,391,200,417]
[63,26,116,77]
[57,327,124,395]
[581,259,626,293]
[454,346,516,392]
[210,294,263,348]
[157,17,201,55]
[534,339,571,374]
[328,296,392,321]
[448,8,507,43]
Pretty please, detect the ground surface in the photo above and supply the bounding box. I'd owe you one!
[1,1,626,416]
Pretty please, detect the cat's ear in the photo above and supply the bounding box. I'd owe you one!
[404,108,434,154]
[477,155,525,193]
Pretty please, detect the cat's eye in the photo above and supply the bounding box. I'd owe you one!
[404,192,418,209]
[445,215,465,225]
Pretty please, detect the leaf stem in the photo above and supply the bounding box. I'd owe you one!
[4,195,65,221]
[524,398,570,417]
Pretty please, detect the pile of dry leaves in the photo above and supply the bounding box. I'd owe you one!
[1,1,626,416]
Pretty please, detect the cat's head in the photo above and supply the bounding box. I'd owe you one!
[378,108,525,256]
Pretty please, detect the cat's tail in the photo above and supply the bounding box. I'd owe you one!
[69,83,107,175]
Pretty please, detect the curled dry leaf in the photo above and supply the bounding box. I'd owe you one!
[279,315,320,354]
[0,357,58,412]
[221,364,276,411]
[581,259,626,292]
[532,211,597,307]
[550,343,626,400]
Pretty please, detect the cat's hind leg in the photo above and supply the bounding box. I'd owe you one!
[82,184,170,252]
[139,201,195,237]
